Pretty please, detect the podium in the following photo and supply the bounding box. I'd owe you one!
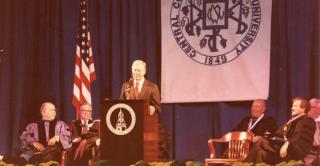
[100,99,158,166]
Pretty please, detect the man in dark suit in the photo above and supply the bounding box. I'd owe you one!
[120,59,161,115]
[69,103,100,166]
[120,60,161,161]
[232,99,277,142]
[245,97,316,164]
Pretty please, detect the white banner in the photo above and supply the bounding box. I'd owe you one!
[161,0,272,103]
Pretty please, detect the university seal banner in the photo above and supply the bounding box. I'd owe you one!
[161,0,272,103]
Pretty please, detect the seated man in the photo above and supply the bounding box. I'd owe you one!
[19,102,71,164]
[232,99,277,142]
[70,103,100,166]
[245,97,316,164]
[305,98,320,166]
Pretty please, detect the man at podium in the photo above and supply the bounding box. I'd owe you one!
[102,60,161,163]
[120,59,161,115]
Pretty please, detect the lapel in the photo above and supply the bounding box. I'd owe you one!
[139,79,148,99]
[129,86,135,99]
[75,120,83,136]
[283,115,305,135]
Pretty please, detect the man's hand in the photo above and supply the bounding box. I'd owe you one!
[72,137,81,143]
[48,135,59,146]
[252,136,262,143]
[31,142,46,152]
[280,141,289,158]
[96,138,101,146]
[148,106,156,116]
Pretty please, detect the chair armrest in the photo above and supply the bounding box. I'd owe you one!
[208,139,216,158]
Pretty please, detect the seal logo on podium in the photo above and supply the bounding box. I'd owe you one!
[105,103,136,135]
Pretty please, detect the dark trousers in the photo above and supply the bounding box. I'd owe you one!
[244,137,282,164]
[29,148,62,164]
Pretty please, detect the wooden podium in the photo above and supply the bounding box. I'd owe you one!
[100,99,158,166]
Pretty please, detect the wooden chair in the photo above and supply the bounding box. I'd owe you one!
[89,120,101,165]
[204,131,254,166]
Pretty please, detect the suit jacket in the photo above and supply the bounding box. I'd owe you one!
[120,79,161,113]
[275,115,316,161]
[232,115,277,136]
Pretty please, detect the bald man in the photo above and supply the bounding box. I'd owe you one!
[19,102,71,164]
[232,99,277,142]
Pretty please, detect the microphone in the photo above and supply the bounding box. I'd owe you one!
[0,50,3,64]
[125,78,134,99]
[128,78,134,86]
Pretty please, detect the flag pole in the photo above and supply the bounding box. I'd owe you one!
[72,0,96,120]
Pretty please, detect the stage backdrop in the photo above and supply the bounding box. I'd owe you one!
[0,0,319,162]
[161,0,272,103]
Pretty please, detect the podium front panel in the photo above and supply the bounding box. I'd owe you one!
[100,99,145,166]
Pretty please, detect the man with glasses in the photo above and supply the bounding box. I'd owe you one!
[69,103,100,166]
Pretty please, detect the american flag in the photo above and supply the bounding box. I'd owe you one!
[72,0,96,117]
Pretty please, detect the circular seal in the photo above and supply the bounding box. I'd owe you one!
[105,103,136,135]
[170,0,261,66]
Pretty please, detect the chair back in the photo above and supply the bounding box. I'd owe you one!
[208,131,254,159]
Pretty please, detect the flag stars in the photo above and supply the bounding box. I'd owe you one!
[82,17,86,21]
[82,33,86,37]
[82,25,86,30]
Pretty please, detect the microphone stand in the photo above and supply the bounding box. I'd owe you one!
[125,78,134,100]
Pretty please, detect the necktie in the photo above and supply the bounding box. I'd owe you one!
[44,122,50,142]
[247,118,257,131]
[82,121,89,135]
[251,118,257,124]
[134,82,140,99]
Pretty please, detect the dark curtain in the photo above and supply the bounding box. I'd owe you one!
[0,0,319,162]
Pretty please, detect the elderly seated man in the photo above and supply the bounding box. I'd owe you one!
[232,99,277,143]
[19,102,71,164]
[69,103,100,166]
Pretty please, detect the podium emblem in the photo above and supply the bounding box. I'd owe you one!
[105,103,136,135]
